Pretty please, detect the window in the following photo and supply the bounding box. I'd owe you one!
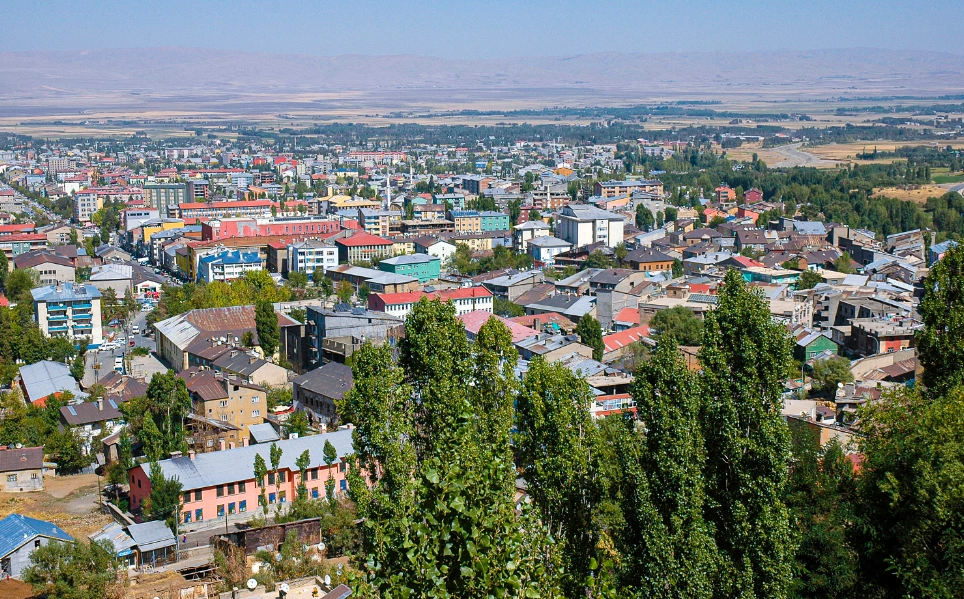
[217,486,224,498]
[252,396,260,403]
[6,474,16,482]
[227,483,235,495]
[278,491,286,503]
[183,492,191,504]
[219,400,229,407]
[194,489,202,501]
[269,493,276,504]
[183,511,191,524]
[34,540,41,549]
[340,480,347,491]
[30,473,38,480]
[311,488,319,499]
[252,410,261,417]
[310,468,318,481]
[278,472,285,483]
[221,415,228,422]
[268,473,275,485]
[238,481,246,493]
[239,500,247,512]
[217,504,225,517]
[195,509,203,522]
[339,462,346,473]
[228,502,236,514]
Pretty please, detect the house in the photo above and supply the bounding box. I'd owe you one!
[458,310,539,344]
[125,521,177,568]
[287,239,339,278]
[179,368,268,439]
[334,231,394,264]
[715,186,736,202]
[594,179,663,198]
[512,220,551,252]
[88,263,133,297]
[305,305,403,367]
[523,294,597,321]
[378,253,440,283]
[292,362,354,430]
[626,248,676,273]
[128,429,356,523]
[326,264,419,294]
[744,188,764,203]
[793,330,839,362]
[412,236,457,263]
[555,205,625,248]
[602,326,652,362]
[212,350,289,387]
[929,239,959,265]
[94,244,132,263]
[527,236,572,267]
[60,399,123,455]
[516,333,594,362]
[12,251,75,285]
[18,361,84,406]
[0,447,45,493]
[0,514,73,578]
[481,271,545,302]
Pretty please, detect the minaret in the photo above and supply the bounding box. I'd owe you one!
[385,166,391,210]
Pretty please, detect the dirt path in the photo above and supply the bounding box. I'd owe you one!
[770,143,840,168]
[0,473,112,538]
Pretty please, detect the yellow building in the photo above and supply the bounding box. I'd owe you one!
[140,219,186,246]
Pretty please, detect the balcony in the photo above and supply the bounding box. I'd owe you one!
[74,323,92,330]
[48,314,68,322]
[48,325,69,333]
[72,302,92,310]
[48,304,68,312]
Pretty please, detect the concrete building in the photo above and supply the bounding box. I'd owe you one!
[13,251,75,286]
[287,239,338,278]
[292,362,353,429]
[378,253,440,283]
[0,447,45,493]
[513,220,551,252]
[179,368,267,439]
[197,250,263,283]
[334,231,394,264]
[478,210,511,232]
[31,282,103,347]
[594,179,663,198]
[0,514,72,578]
[527,236,572,267]
[368,287,494,319]
[305,305,402,366]
[556,205,625,249]
[88,263,133,297]
[144,183,188,218]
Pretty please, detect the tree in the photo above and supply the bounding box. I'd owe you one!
[357,283,371,303]
[917,243,964,396]
[122,287,138,318]
[295,449,311,501]
[335,280,353,304]
[619,337,717,598]
[796,269,823,290]
[323,439,338,499]
[649,306,702,346]
[69,352,85,382]
[147,461,183,532]
[672,258,684,278]
[585,250,613,269]
[23,539,121,599]
[5,268,39,304]
[664,206,678,223]
[635,204,655,231]
[288,270,309,288]
[0,249,7,292]
[528,208,542,221]
[698,270,794,599]
[576,313,604,361]
[254,453,269,515]
[515,357,605,596]
[284,411,309,438]
[493,296,524,318]
[255,300,279,358]
[833,252,855,274]
[269,441,283,502]
[139,414,165,462]
[811,355,854,393]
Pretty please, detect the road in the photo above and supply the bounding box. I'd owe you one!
[84,307,154,386]
[770,143,840,168]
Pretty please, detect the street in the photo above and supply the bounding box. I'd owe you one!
[84,306,155,387]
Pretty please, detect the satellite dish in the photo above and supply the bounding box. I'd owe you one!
[279,583,290,593]
[324,575,331,586]
[318,542,326,552]
[246,579,258,590]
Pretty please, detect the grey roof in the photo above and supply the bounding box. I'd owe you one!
[0,514,72,558]
[380,253,438,266]
[126,520,176,552]
[792,220,828,235]
[89,522,136,555]
[561,205,624,221]
[0,447,43,473]
[60,399,121,426]
[90,263,132,281]
[293,362,353,400]
[150,428,355,491]
[30,282,102,303]
[483,271,541,288]
[527,236,572,248]
[513,220,551,231]
[248,423,281,444]
[19,361,84,403]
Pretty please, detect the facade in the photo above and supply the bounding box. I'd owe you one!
[144,183,188,217]
[72,190,102,224]
[292,362,353,429]
[594,179,663,198]
[357,208,399,237]
[197,250,263,283]
[179,368,267,438]
[31,282,103,347]
[334,231,394,263]
[527,236,572,266]
[128,429,356,524]
[368,287,494,319]
[13,251,75,285]
[556,205,625,248]
[287,239,338,278]
[479,211,511,232]
[448,210,482,233]
[378,253,440,283]
[88,263,133,296]
[0,514,73,579]
[513,220,551,251]
[305,305,402,367]
[0,447,45,492]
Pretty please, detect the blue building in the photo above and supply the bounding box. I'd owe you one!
[0,514,73,578]
[479,210,510,231]
[379,253,441,283]
[197,250,263,283]
[31,282,104,348]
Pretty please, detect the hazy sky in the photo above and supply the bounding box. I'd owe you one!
[1,0,962,58]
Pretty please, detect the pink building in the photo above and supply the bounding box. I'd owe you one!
[128,428,354,526]
[201,217,342,242]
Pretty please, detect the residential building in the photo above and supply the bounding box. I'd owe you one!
[326,264,419,294]
[31,282,103,347]
[287,239,338,278]
[449,210,483,234]
[594,179,663,198]
[481,271,545,302]
[527,236,572,266]
[0,514,72,578]
[357,208,399,237]
[179,368,267,439]
[793,330,839,362]
[479,211,510,231]
[197,250,263,283]
[378,253,440,283]
[13,251,75,285]
[412,237,457,263]
[59,399,123,455]
[144,183,188,218]
[626,248,676,272]
[292,362,354,429]
[305,305,402,366]
[128,429,356,522]
[556,205,625,248]
[715,185,736,202]
[17,361,84,405]
[88,263,133,297]
[212,349,289,386]
[368,287,494,319]
[334,231,394,263]
[0,447,45,493]
[72,190,102,224]
[513,220,551,252]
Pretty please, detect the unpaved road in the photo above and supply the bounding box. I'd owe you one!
[770,143,840,168]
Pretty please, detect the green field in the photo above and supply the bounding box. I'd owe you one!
[933,173,964,184]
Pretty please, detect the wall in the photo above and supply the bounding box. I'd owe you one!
[0,468,44,492]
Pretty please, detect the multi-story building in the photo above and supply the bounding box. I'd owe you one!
[144,183,188,218]
[368,287,493,319]
[197,250,263,283]
[594,179,663,198]
[186,179,210,201]
[72,190,102,224]
[305,305,402,366]
[513,220,551,251]
[201,216,341,242]
[555,205,625,248]
[179,368,267,439]
[448,210,482,234]
[356,208,400,237]
[287,239,338,278]
[334,231,394,264]
[378,253,440,283]
[128,429,356,524]
[478,210,510,231]
[0,233,49,264]
[13,251,76,285]
[30,282,103,348]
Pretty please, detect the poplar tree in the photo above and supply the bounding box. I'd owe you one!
[916,243,964,396]
[255,300,279,358]
[698,269,794,599]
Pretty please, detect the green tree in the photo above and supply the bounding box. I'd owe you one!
[917,243,964,396]
[357,283,371,304]
[699,270,794,599]
[664,206,678,222]
[295,449,311,501]
[649,306,703,346]
[139,414,165,462]
[323,438,338,499]
[5,268,40,304]
[269,441,283,501]
[284,411,310,438]
[576,313,604,361]
[811,355,853,393]
[69,352,85,382]
[636,204,655,231]
[288,270,309,288]
[493,296,524,318]
[796,269,823,290]
[255,299,279,358]
[833,252,855,274]
[23,539,121,599]
[672,258,684,278]
[0,249,7,292]
[254,453,269,515]
[584,250,613,270]
[335,280,353,304]
[515,357,605,596]
[147,461,183,532]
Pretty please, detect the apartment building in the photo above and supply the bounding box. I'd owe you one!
[449,210,483,234]
[144,183,188,217]
[287,239,338,278]
[593,179,664,198]
[368,287,494,319]
[197,250,263,283]
[179,368,267,439]
[334,231,394,263]
[378,253,440,283]
[555,205,625,248]
[30,282,104,347]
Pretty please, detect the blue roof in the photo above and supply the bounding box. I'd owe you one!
[199,250,261,266]
[931,240,959,254]
[30,282,102,303]
[0,514,73,557]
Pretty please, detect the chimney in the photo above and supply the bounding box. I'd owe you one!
[533,318,541,331]
[241,437,248,447]
[188,450,196,461]
[931,230,937,247]
[249,356,257,364]
[170,450,182,459]
[96,399,103,411]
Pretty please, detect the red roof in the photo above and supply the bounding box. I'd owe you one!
[603,326,652,353]
[458,310,538,343]
[729,255,765,268]
[180,200,273,210]
[373,287,493,306]
[0,224,35,234]
[613,307,640,325]
[335,231,392,247]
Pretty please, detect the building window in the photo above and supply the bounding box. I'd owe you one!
[278,491,286,503]
[183,492,191,504]
[195,508,203,522]
[227,483,235,495]
[268,493,276,504]
[194,489,202,501]
[217,504,225,517]
[268,472,275,485]
[6,474,16,482]
[219,400,228,407]
[183,511,191,524]
[310,469,318,481]
[217,486,224,498]
[238,481,246,493]
[239,500,247,513]
[278,472,285,483]
[252,396,260,403]
[252,410,261,417]
[228,502,236,514]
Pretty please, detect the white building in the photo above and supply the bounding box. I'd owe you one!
[30,282,104,348]
[555,205,625,249]
[287,239,338,278]
[197,250,263,283]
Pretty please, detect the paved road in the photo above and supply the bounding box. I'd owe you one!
[770,143,840,168]
[84,307,154,386]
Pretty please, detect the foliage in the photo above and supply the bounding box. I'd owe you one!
[255,299,280,358]
[121,370,191,459]
[796,269,823,290]
[584,250,613,269]
[284,411,310,438]
[649,306,703,346]
[698,270,794,599]
[917,243,964,396]
[671,258,684,278]
[156,271,292,320]
[288,270,309,288]
[450,243,534,275]
[811,355,854,393]
[23,539,123,599]
[832,252,855,274]
[576,313,604,361]
[265,385,292,410]
[336,280,354,303]
[147,461,183,532]
[635,204,654,231]
[4,267,40,304]
[254,453,268,514]
[494,296,525,318]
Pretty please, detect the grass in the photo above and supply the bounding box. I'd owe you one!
[933,173,964,184]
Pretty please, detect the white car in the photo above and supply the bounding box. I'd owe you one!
[132,325,140,335]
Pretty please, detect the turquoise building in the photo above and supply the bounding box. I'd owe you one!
[379,253,441,283]
[479,210,510,231]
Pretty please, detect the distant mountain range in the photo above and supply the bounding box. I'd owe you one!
[0,47,962,116]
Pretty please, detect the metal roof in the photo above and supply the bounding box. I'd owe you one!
[89,522,136,556]
[0,514,73,558]
[248,423,281,444]
[126,521,176,552]
[30,282,102,303]
[18,361,83,404]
